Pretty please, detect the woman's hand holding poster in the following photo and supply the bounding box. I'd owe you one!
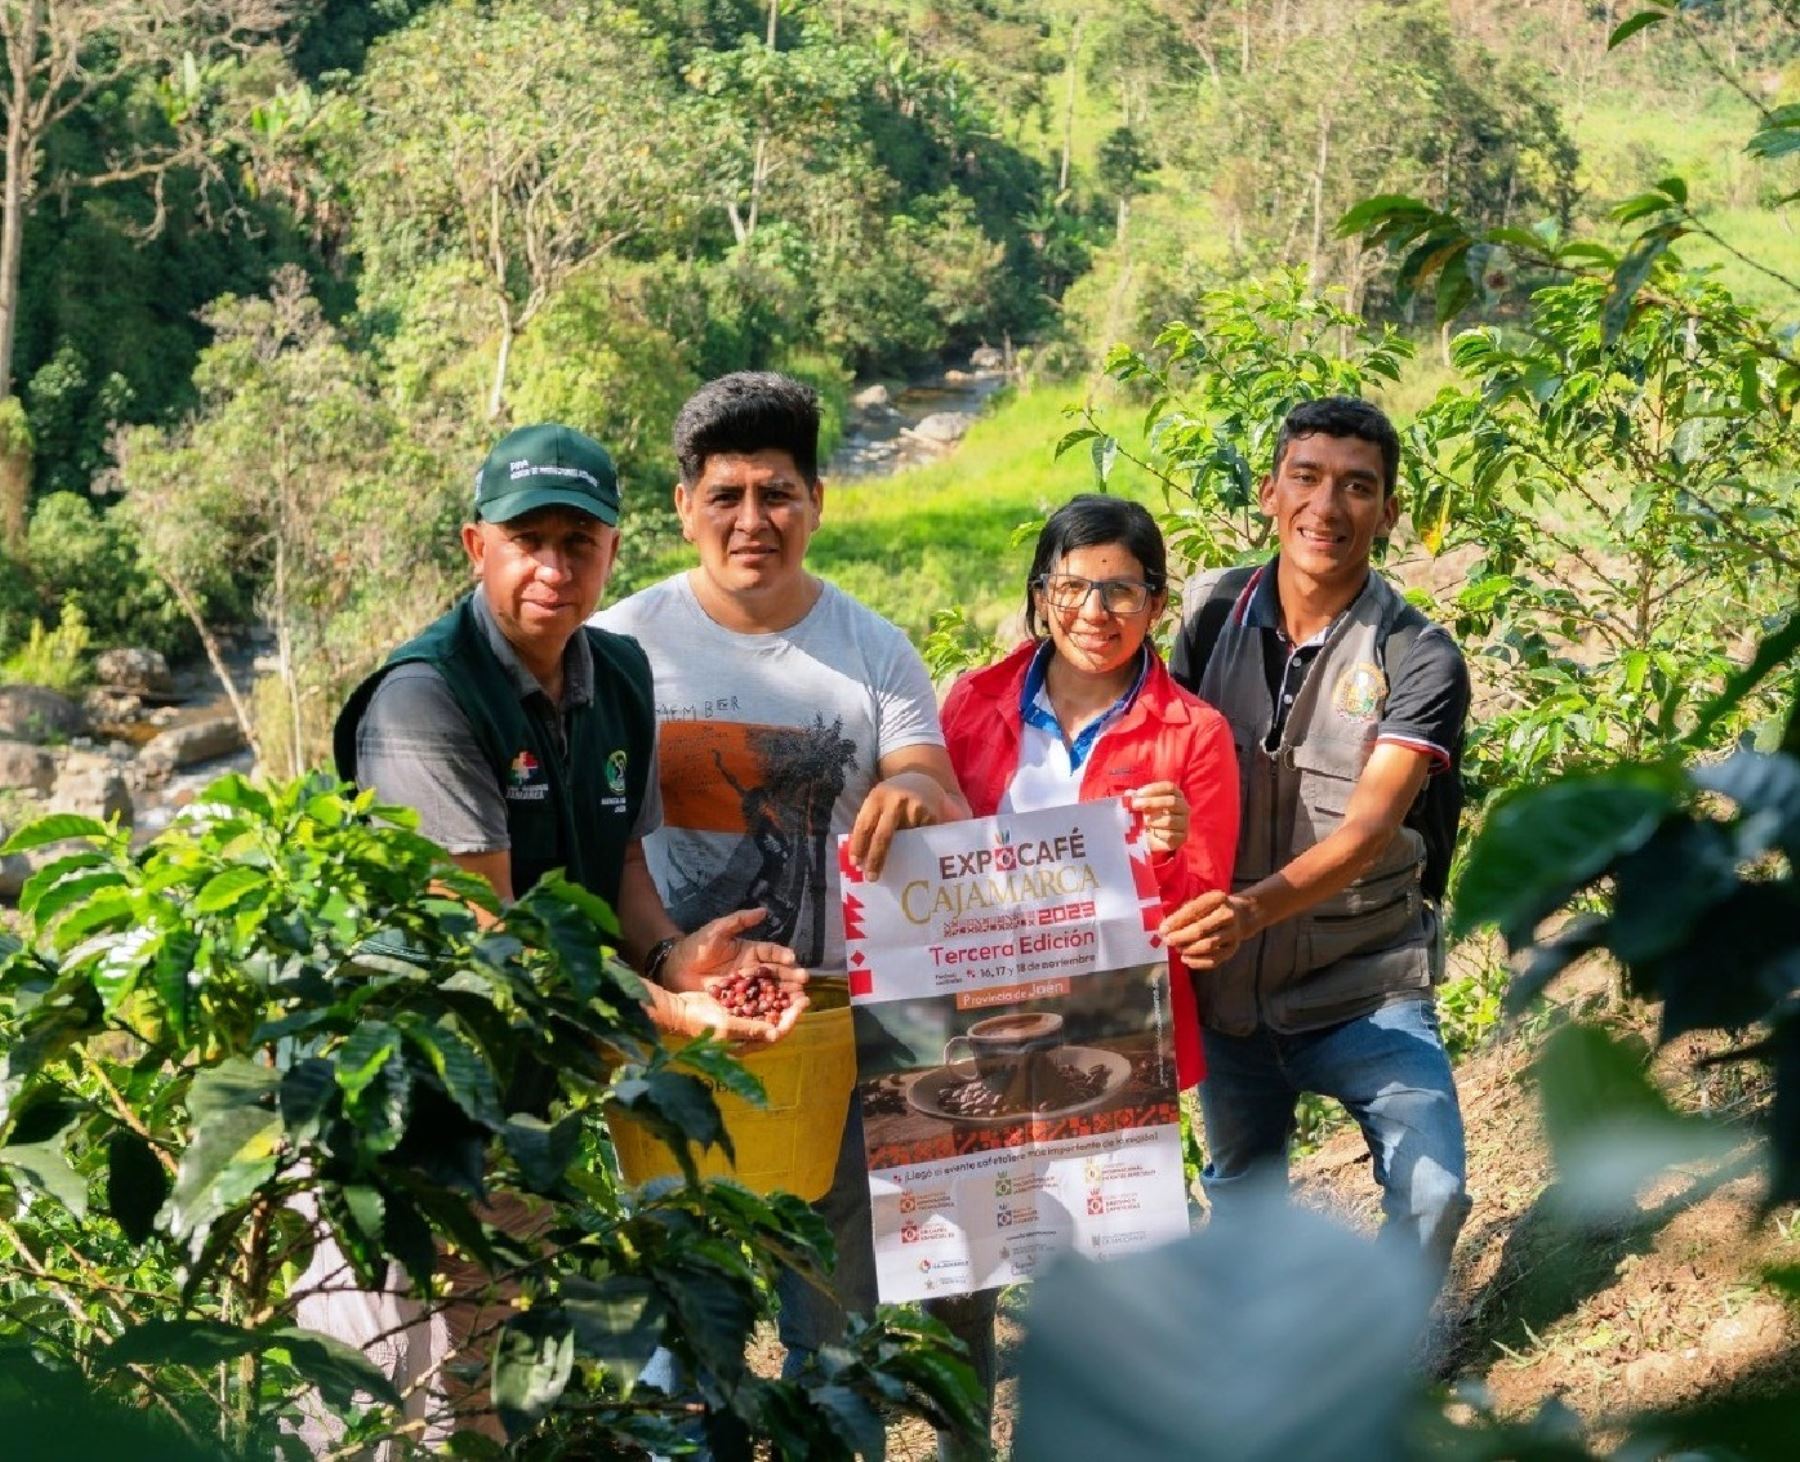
[838,798,1189,1303]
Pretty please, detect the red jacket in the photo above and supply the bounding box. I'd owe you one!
[941,642,1240,1089]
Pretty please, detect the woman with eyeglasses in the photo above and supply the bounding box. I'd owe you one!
[926,495,1239,1455]
[940,493,1240,1092]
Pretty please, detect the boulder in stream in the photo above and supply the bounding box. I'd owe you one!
[0,685,85,743]
[910,411,975,446]
[0,738,57,794]
[0,847,29,900]
[49,754,133,826]
[140,714,249,775]
[95,647,173,698]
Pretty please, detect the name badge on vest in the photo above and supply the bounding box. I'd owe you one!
[601,748,629,815]
[507,749,550,802]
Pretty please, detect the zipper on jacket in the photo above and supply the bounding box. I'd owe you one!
[1252,743,1279,1027]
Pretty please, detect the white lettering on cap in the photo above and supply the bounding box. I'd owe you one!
[508,461,599,487]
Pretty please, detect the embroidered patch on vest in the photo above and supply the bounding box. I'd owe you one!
[1331,661,1387,721]
[506,749,549,801]
[605,748,628,795]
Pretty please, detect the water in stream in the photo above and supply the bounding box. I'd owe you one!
[828,364,1008,482]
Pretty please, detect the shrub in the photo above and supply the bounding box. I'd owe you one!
[24,491,192,660]
[0,600,91,693]
[0,775,982,1455]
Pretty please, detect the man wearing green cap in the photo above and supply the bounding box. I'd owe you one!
[324,423,805,1441]
[337,421,804,1025]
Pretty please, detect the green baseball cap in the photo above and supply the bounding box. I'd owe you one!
[473,423,621,525]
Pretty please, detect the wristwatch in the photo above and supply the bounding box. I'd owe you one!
[642,936,680,986]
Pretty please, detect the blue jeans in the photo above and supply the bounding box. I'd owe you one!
[779,1099,999,1459]
[1198,998,1471,1280]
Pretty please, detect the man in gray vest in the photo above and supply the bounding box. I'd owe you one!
[1163,396,1472,1280]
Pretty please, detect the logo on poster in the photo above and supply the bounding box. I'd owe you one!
[899,1190,917,1213]
[901,1222,920,1244]
[1087,1189,1105,1216]
[994,1174,1013,1196]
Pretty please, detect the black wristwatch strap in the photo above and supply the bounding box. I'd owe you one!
[643,936,680,985]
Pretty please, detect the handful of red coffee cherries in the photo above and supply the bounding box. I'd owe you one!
[712,968,795,1022]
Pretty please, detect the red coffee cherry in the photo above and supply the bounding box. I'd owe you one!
[718,969,792,1019]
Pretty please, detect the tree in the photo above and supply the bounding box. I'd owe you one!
[1149,0,1578,310]
[349,0,699,421]
[1409,268,1800,787]
[0,0,290,402]
[113,266,451,774]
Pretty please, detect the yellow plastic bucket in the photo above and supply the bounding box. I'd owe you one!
[609,988,856,1201]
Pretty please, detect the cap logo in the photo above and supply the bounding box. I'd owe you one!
[507,460,599,488]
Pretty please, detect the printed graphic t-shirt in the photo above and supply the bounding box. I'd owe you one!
[593,573,945,972]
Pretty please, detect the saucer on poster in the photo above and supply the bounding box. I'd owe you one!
[907,1046,1131,1127]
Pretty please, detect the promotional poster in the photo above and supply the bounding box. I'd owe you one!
[839,799,1190,1303]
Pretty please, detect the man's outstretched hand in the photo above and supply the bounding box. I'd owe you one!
[661,975,810,1044]
[660,906,801,992]
[846,768,967,880]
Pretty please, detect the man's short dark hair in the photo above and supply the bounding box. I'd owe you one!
[674,372,821,486]
[1272,396,1400,495]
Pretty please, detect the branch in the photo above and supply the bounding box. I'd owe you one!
[0,1216,204,1443]
[1682,212,1800,301]
[1673,13,1778,126]
[75,1049,179,1175]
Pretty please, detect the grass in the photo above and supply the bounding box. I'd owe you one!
[808,384,1164,645]
[1568,88,1800,319]
[0,601,91,696]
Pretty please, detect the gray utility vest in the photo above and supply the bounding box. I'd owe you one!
[1195,567,1443,1036]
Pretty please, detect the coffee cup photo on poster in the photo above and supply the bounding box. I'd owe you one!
[852,963,1178,1170]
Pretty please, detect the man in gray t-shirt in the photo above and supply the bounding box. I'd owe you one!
[593,373,993,1460]
[595,572,941,974]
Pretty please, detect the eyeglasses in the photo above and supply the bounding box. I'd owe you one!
[1034,573,1155,615]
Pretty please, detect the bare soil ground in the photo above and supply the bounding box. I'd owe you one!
[1354,982,1800,1427]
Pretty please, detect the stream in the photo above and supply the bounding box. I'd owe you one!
[828,353,1009,481]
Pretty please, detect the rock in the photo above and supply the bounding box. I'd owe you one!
[83,688,144,725]
[140,715,248,774]
[1623,1352,1681,1399]
[94,646,172,697]
[0,685,85,744]
[970,345,1004,371]
[943,368,975,384]
[49,755,133,827]
[0,739,57,794]
[851,383,891,411]
[1700,1302,1786,1363]
[0,848,30,899]
[911,411,975,446]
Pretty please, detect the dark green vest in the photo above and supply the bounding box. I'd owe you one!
[333,594,654,907]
